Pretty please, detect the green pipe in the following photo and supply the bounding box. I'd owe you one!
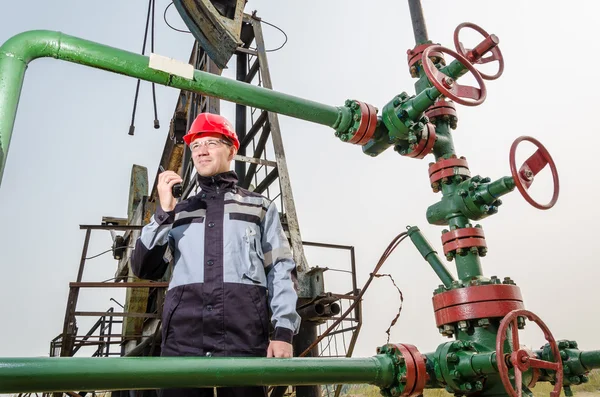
[580,350,600,370]
[0,356,395,393]
[407,226,456,288]
[0,30,347,184]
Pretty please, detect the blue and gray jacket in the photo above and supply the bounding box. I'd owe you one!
[131,171,300,357]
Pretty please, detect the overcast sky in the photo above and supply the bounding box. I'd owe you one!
[1,0,599,362]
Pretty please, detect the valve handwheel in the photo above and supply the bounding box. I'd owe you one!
[509,136,560,210]
[497,309,563,397]
[454,22,505,80]
[421,45,487,107]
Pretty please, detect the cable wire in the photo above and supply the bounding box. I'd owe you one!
[163,2,192,34]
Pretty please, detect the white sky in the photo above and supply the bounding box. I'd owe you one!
[1,0,599,361]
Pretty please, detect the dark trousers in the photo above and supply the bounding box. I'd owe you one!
[159,386,267,397]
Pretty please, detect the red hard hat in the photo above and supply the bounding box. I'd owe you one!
[183,113,240,150]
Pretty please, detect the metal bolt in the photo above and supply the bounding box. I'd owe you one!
[480,205,490,213]
[496,199,503,206]
[452,370,461,379]
[458,321,468,331]
[341,135,349,142]
[517,316,526,330]
[475,381,484,391]
[351,101,359,110]
[581,375,589,383]
[463,382,472,391]
[478,318,490,328]
[524,170,534,180]
[446,253,454,262]
[353,114,361,121]
[558,340,570,349]
[470,247,479,256]
[475,224,482,229]
[569,376,581,385]
[448,353,459,363]
[458,189,467,197]
[481,177,491,183]
[442,229,450,234]
[570,341,578,349]
[465,223,472,228]
[345,99,352,107]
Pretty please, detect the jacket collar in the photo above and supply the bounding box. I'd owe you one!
[196,171,238,193]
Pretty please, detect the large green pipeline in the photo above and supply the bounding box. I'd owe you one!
[0,30,347,184]
[0,356,395,393]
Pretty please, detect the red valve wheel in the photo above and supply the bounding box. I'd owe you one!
[421,45,487,107]
[509,136,559,210]
[497,309,563,397]
[454,22,504,80]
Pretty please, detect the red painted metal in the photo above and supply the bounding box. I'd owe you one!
[428,157,469,175]
[497,309,563,397]
[349,101,369,144]
[443,237,487,255]
[407,43,444,69]
[509,136,560,210]
[401,344,427,397]
[433,285,523,308]
[433,285,524,326]
[425,99,457,119]
[434,300,524,327]
[454,22,504,81]
[441,227,485,244]
[405,123,436,159]
[422,45,487,106]
[428,157,471,185]
[442,227,487,255]
[356,103,378,145]
[395,343,417,396]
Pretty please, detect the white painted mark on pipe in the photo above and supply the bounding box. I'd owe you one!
[149,53,194,80]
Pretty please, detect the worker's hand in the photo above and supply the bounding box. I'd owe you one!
[157,170,183,212]
[267,341,293,358]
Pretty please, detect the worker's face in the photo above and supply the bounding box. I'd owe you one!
[190,133,236,177]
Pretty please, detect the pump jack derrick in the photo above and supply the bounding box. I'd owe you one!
[2,1,600,397]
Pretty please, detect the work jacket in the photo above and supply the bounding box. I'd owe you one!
[131,171,300,357]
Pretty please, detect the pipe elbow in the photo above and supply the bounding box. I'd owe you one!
[0,30,62,64]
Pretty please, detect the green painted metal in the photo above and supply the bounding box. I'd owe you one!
[406,226,455,288]
[0,30,349,184]
[0,356,395,393]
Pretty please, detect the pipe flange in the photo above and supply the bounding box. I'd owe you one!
[402,123,437,159]
[377,343,427,397]
[432,284,525,328]
[441,226,487,256]
[338,99,378,145]
[425,99,458,129]
[407,43,445,78]
[428,156,471,192]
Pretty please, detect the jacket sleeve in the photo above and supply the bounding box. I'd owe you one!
[261,201,301,343]
[131,206,174,281]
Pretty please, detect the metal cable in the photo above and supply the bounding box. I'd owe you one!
[128,0,153,136]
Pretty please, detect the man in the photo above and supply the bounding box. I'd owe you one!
[131,112,301,397]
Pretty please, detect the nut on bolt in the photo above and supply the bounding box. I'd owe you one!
[458,321,469,331]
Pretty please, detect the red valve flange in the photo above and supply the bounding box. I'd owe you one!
[404,123,436,159]
[422,45,487,106]
[509,136,559,210]
[454,22,504,81]
[497,309,562,397]
[429,157,471,192]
